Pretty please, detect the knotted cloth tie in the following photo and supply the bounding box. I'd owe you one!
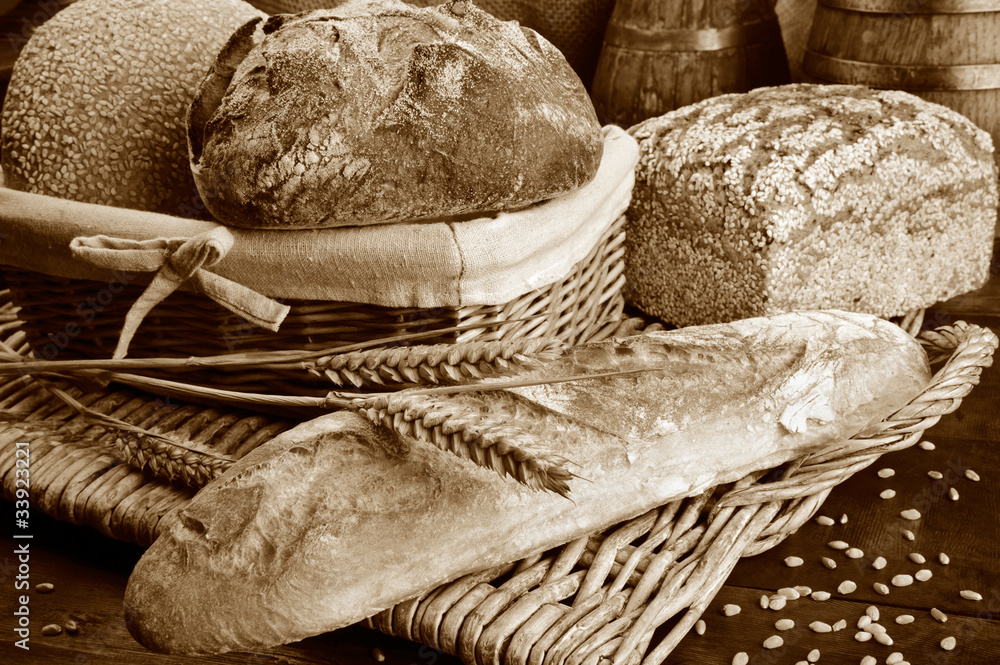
[69,227,290,359]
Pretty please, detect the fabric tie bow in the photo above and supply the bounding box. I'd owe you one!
[70,227,290,359]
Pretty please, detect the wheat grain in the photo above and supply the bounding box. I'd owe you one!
[347,392,575,496]
[313,338,565,387]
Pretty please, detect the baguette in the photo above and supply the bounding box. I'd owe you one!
[124,310,930,654]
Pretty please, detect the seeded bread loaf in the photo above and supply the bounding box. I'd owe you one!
[189,0,604,229]
[0,0,264,217]
[624,84,998,328]
[124,310,930,655]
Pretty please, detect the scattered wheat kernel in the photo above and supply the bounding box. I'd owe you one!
[866,606,880,621]
[887,652,904,664]
[919,441,936,450]
[840,513,849,524]
[833,619,847,632]
[855,631,873,642]
[880,489,896,499]
[778,587,801,600]
[775,618,795,630]
[949,487,959,501]
[822,556,838,569]
[795,661,809,665]
[941,636,957,650]
[807,648,820,662]
[63,620,79,634]
[828,540,850,550]
[900,509,921,520]
[695,619,706,635]
[864,623,886,636]
[927,470,943,480]
[915,569,933,582]
[732,653,749,665]
[811,591,831,601]
[760,594,770,609]
[785,556,805,568]
[838,580,858,594]
[874,632,894,646]
[908,552,926,564]
[795,585,813,596]
[960,590,983,601]
[896,614,914,625]
[931,608,948,622]
[41,624,62,637]
[861,655,877,665]
[903,530,916,542]
[845,547,864,559]
[722,604,742,617]
[892,575,914,587]
[372,647,386,662]
[858,615,872,629]
[35,583,55,593]
[810,621,833,633]
[816,515,836,526]
[872,556,888,570]
[939,552,950,565]
[965,469,980,482]
[769,595,787,611]
[763,635,784,649]
[874,583,891,595]
[878,468,895,478]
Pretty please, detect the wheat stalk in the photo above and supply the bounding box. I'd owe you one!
[28,377,236,489]
[114,429,234,488]
[312,337,565,387]
[348,392,577,497]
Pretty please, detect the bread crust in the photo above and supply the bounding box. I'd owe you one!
[188,0,604,228]
[124,310,930,655]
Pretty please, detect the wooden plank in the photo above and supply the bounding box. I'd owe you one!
[667,585,1000,665]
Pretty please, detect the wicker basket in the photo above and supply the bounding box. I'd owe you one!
[0,291,995,665]
[0,210,626,395]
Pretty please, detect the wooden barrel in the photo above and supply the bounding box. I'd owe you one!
[803,0,1000,167]
[591,0,792,128]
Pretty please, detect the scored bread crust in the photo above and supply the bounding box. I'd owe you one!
[124,310,930,655]
[188,0,604,228]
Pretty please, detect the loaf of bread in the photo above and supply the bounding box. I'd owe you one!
[624,84,998,328]
[0,0,264,217]
[188,0,605,229]
[124,310,930,655]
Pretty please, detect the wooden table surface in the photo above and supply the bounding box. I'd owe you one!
[0,260,997,665]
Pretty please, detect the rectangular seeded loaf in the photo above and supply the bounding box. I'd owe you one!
[123,310,930,656]
[625,84,998,328]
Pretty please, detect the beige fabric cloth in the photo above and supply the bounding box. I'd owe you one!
[0,125,637,309]
[69,228,290,358]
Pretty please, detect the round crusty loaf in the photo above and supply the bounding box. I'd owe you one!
[188,0,604,229]
[0,0,264,217]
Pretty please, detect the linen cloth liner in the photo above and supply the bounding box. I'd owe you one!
[0,125,637,309]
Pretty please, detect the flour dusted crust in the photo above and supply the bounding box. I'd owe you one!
[188,0,604,228]
[625,84,998,328]
[124,310,930,655]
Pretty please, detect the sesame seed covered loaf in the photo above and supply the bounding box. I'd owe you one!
[625,84,998,328]
[0,0,265,217]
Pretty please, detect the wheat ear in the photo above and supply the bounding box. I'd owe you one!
[311,337,565,388]
[349,392,576,497]
[29,377,235,488]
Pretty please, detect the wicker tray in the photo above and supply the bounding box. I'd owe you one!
[0,289,996,664]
